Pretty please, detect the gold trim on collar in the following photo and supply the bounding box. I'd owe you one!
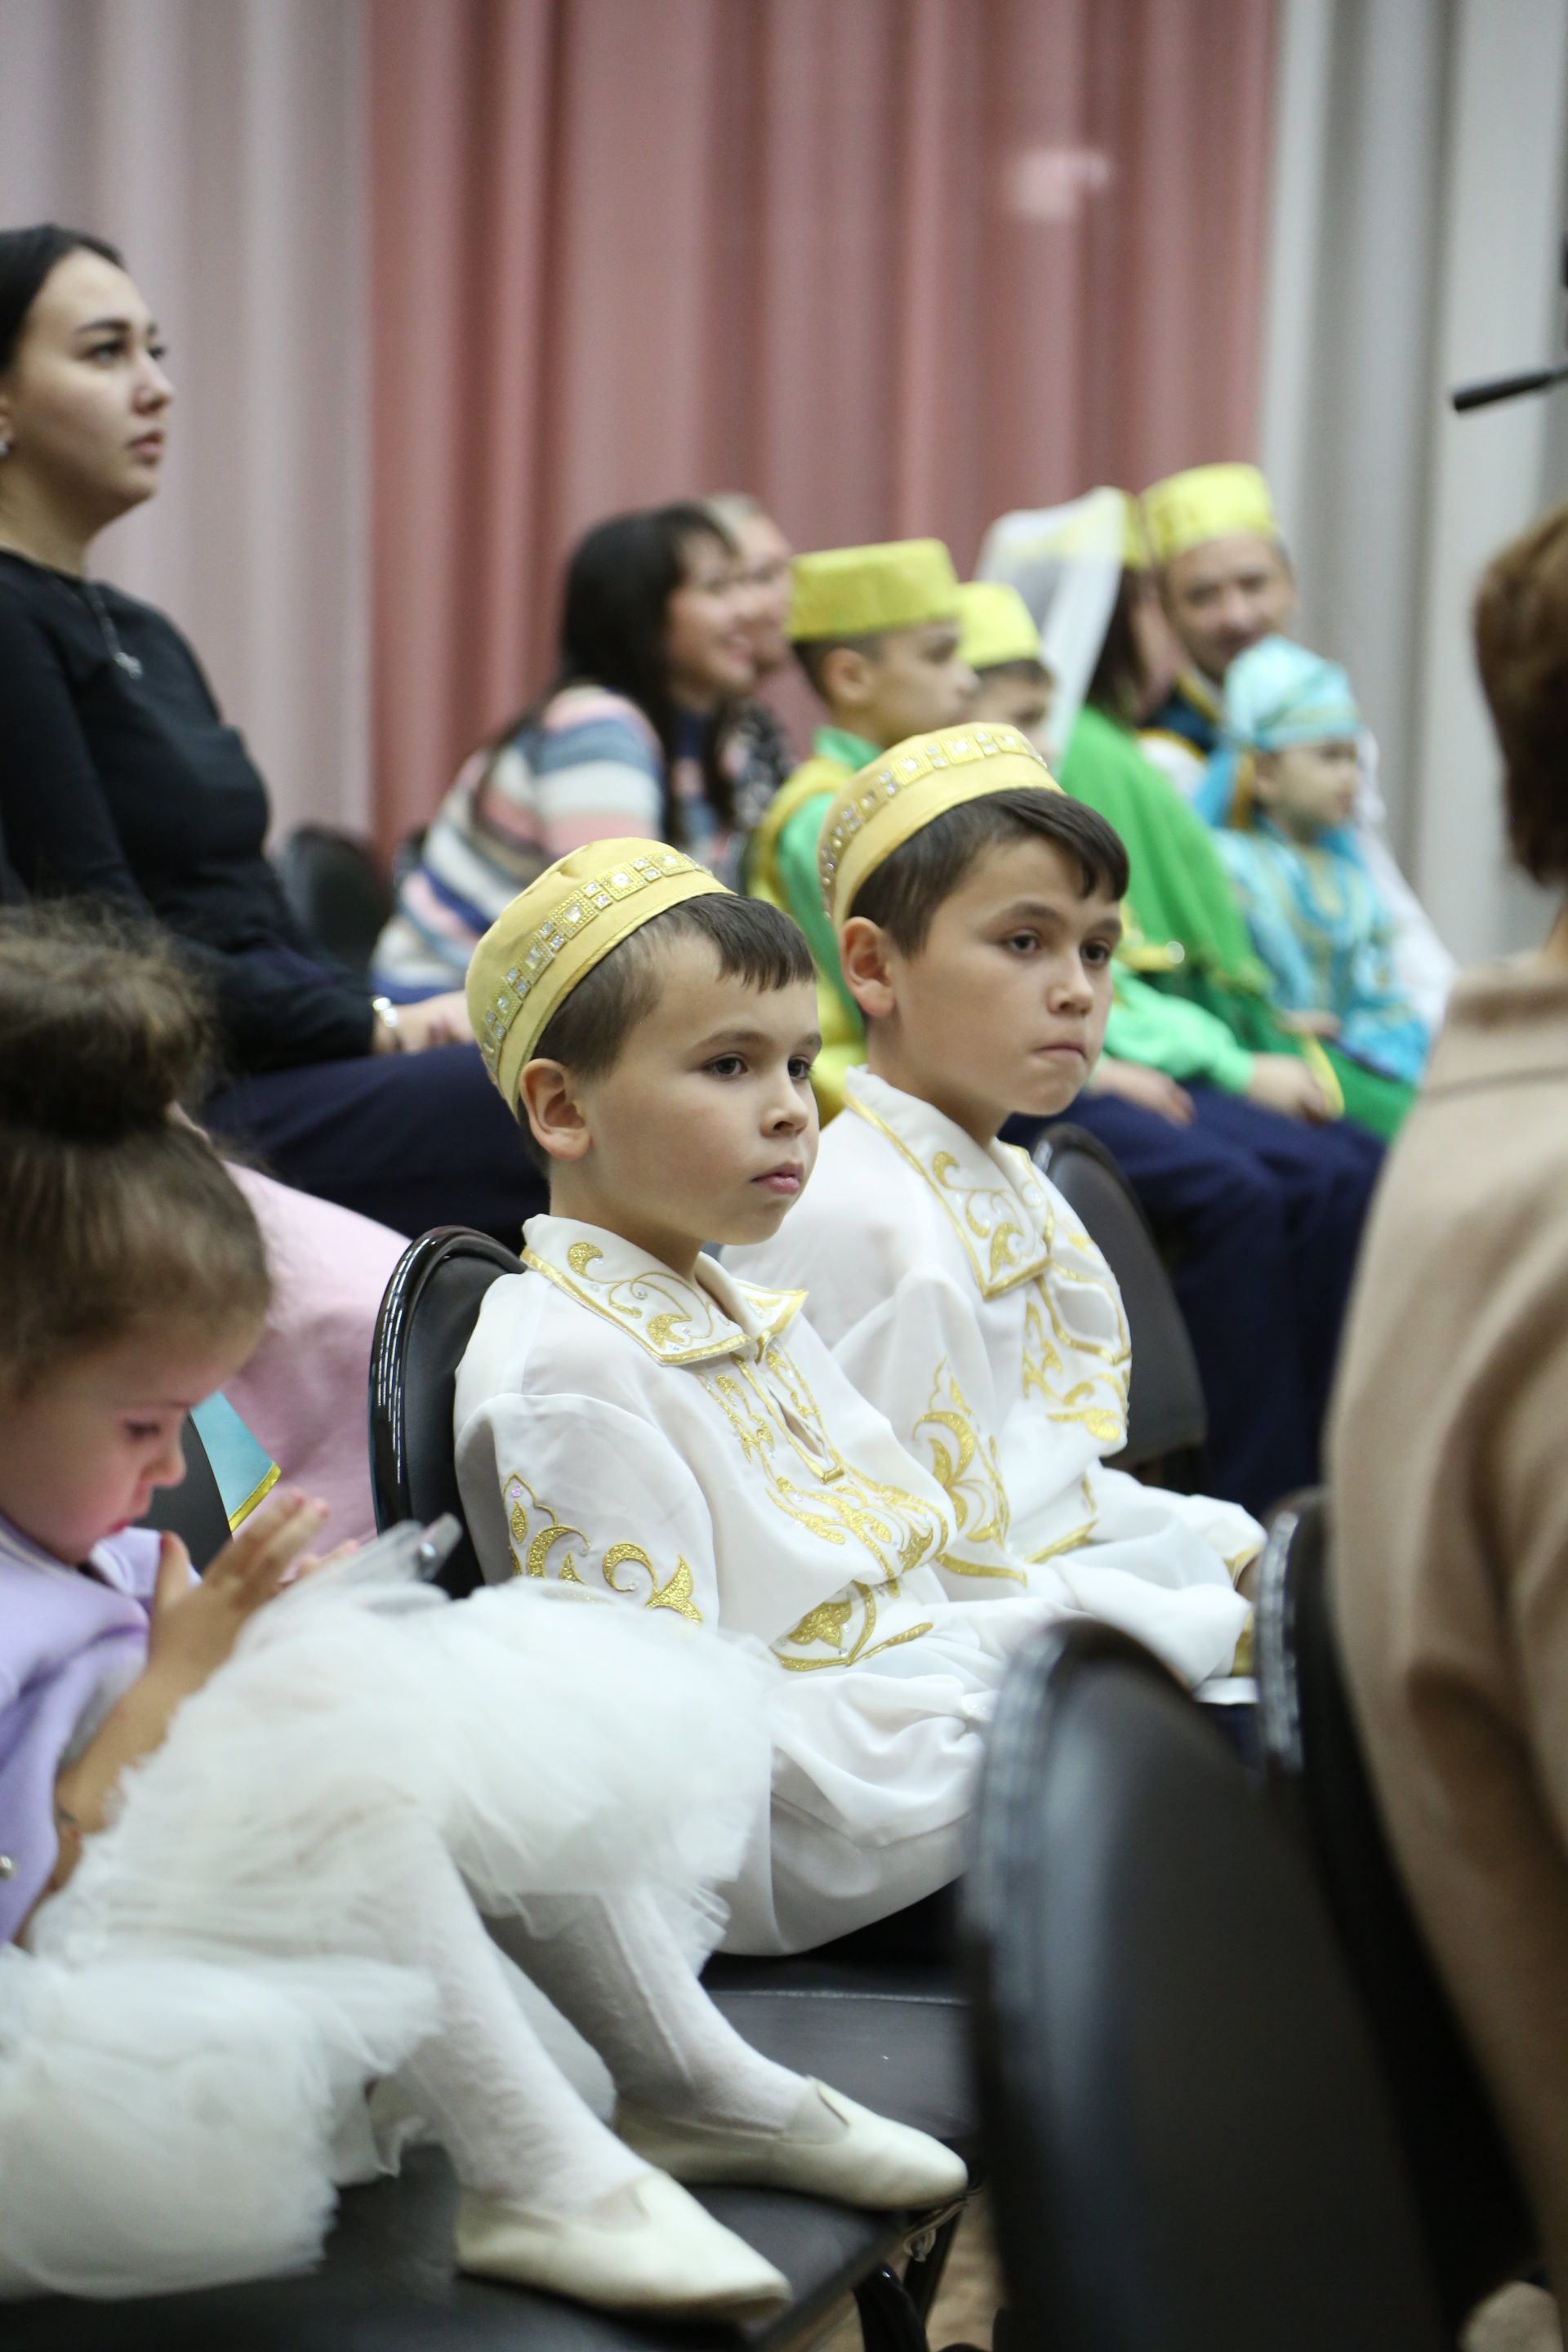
[523,1235,804,1365]
[843,1092,1051,1298]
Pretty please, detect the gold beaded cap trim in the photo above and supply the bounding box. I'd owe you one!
[468,842,728,1111]
[817,723,1062,927]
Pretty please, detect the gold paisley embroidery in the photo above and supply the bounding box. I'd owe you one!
[786,1597,854,1651]
[777,1578,935,1673]
[506,1477,587,1582]
[694,1341,942,1668]
[523,1237,804,1365]
[602,1543,704,1625]
[843,1096,1049,1296]
[1022,1285,1129,1445]
[913,1363,1027,1584]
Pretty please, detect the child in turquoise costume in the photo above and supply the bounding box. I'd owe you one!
[1208,639,1429,1093]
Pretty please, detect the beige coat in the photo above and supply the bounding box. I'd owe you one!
[1331,958,1568,2295]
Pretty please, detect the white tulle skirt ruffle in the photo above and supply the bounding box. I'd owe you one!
[0,1547,769,2301]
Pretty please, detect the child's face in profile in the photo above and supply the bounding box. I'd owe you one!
[523,941,822,1278]
[852,621,978,749]
[0,1316,261,1562]
[971,663,1055,752]
[845,836,1120,1145]
[1254,737,1360,840]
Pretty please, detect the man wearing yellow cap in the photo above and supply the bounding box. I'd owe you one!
[732,724,1256,1683]
[1139,462,1454,1030]
[746,539,976,1116]
[456,838,1092,1955]
[1138,463,1294,794]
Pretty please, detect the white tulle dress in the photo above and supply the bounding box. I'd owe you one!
[0,1530,770,2301]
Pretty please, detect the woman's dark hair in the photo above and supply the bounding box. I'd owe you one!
[0,225,124,375]
[1474,501,1568,886]
[1085,570,1151,728]
[849,790,1130,956]
[0,905,270,1388]
[496,503,742,849]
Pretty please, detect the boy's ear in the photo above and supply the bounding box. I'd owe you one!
[839,915,899,1022]
[818,643,876,715]
[517,1058,592,1162]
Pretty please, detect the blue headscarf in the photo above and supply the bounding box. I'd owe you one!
[1198,635,1361,830]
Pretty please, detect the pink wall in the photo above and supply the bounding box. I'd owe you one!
[371,0,1276,846]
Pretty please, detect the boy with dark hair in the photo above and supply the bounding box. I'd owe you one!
[748,540,976,1116]
[730,728,1262,1658]
[456,838,1248,1959]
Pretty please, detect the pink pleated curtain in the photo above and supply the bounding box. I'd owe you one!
[370,0,1276,850]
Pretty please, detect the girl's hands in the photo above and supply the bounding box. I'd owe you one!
[372,991,471,1054]
[145,1486,332,1708]
[50,1490,332,1893]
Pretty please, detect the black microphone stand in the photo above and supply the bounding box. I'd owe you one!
[1450,234,1568,412]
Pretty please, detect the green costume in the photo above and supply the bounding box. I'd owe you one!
[1059,706,1410,1139]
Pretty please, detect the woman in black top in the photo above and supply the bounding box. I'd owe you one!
[0,223,543,1240]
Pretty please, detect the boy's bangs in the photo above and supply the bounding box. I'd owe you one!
[849,790,1130,954]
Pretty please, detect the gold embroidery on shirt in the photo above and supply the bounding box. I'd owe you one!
[1021,1284,1129,1446]
[913,1363,1027,1584]
[843,1096,1050,1297]
[602,1543,705,1624]
[702,1350,946,1595]
[505,1476,697,1615]
[523,1241,804,1365]
[778,1579,935,1672]
[506,1476,587,1582]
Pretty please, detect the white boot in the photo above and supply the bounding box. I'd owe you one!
[617,2078,969,2209]
[454,2169,792,2319]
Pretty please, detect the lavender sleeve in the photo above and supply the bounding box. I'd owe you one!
[0,1532,160,1944]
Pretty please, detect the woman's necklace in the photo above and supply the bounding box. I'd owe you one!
[75,578,144,679]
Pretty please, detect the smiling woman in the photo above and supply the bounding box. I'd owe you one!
[0,222,549,1243]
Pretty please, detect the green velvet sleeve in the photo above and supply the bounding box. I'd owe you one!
[1105,969,1255,1093]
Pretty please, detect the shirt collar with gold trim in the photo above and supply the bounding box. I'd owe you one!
[841,1069,1056,1298]
[522,1215,806,1365]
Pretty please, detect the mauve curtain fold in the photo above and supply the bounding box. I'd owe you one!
[371,0,1276,849]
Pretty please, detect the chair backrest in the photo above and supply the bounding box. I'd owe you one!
[1034,1121,1207,1479]
[368,1227,523,1597]
[964,1619,1450,2352]
[1255,1492,1538,2321]
[277,826,393,978]
[138,1414,231,1570]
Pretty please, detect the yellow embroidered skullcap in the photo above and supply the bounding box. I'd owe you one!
[467,840,728,1114]
[956,581,1041,673]
[789,539,960,643]
[1141,464,1278,568]
[818,724,1062,929]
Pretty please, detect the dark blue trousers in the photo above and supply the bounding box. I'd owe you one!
[1037,1089,1384,1518]
[205,1040,549,1246]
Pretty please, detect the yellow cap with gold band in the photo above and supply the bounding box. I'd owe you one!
[1139,462,1278,568]
[817,723,1063,933]
[467,839,728,1116]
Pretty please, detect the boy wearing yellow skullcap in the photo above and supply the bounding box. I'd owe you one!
[457,836,1102,1958]
[956,581,1054,749]
[746,539,974,1118]
[731,728,1259,1681]
[1136,462,1295,799]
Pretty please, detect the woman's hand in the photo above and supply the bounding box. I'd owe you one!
[1085,1058,1197,1126]
[372,991,472,1055]
[50,1488,332,1890]
[1246,1053,1332,1121]
[1279,1009,1342,1040]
